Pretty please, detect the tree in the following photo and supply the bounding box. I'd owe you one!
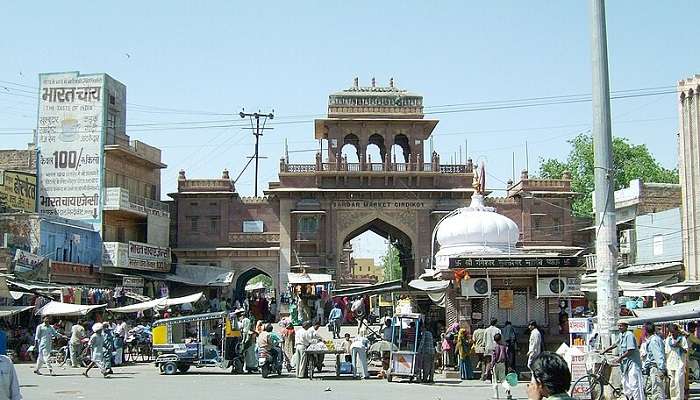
[381,243,402,282]
[539,133,678,216]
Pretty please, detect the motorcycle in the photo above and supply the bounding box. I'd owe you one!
[258,343,283,378]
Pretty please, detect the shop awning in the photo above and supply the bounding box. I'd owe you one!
[245,282,267,291]
[159,292,204,308]
[0,306,33,318]
[618,261,682,276]
[287,272,332,284]
[408,279,450,308]
[623,299,700,325]
[408,279,450,292]
[333,280,403,297]
[581,273,678,292]
[107,297,167,313]
[40,301,106,316]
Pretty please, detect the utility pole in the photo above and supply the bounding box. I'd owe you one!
[240,110,274,197]
[591,0,618,348]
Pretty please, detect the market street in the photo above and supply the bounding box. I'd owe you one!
[18,361,529,400]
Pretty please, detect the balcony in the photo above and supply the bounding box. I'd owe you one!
[103,187,170,218]
[282,161,469,174]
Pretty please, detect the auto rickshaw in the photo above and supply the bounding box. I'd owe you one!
[386,313,423,383]
[152,311,243,375]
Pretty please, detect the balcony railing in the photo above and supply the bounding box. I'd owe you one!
[104,187,170,217]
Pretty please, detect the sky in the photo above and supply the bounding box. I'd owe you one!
[1,2,699,261]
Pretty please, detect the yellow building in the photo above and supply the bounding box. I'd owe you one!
[351,257,384,283]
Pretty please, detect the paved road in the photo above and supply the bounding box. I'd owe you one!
[18,361,528,400]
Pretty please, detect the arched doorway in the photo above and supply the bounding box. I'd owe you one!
[234,267,272,303]
[340,218,414,284]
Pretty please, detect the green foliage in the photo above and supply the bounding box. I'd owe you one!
[538,133,678,216]
[381,244,402,282]
[248,274,272,288]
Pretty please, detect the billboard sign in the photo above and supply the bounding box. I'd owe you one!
[36,72,105,228]
[0,171,36,212]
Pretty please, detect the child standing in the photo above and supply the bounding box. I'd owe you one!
[490,333,511,399]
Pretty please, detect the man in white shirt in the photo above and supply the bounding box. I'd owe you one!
[527,320,543,371]
[69,320,86,368]
[666,324,688,400]
[351,334,370,379]
[295,321,312,378]
[483,318,501,380]
[112,318,128,366]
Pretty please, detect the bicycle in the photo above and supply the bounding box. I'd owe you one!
[570,356,630,400]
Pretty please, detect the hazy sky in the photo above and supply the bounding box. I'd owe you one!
[1,1,698,205]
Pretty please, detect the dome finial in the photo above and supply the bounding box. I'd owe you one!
[472,161,486,194]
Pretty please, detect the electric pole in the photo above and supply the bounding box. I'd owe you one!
[591,0,618,348]
[239,110,274,197]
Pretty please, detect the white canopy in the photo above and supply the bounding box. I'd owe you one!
[107,297,167,313]
[40,301,106,316]
[158,292,204,308]
[245,281,267,291]
[287,272,332,284]
[0,306,33,318]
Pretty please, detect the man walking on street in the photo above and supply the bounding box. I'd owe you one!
[483,318,501,381]
[665,324,688,400]
[34,316,62,376]
[418,324,435,383]
[83,323,108,378]
[70,320,86,368]
[527,320,543,371]
[603,321,645,400]
[642,322,666,400]
[328,303,342,339]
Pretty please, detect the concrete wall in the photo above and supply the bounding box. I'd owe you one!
[634,208,682,265]
[0,149,36,173]
[40,218,101,265]
[147,213,169,247]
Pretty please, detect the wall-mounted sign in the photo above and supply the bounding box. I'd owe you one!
[498,289,514,309]
[128,241,171,272]
[449,256,579,268]
[122,276,144,287]
[0,171,36,212]
[332,200,427,209]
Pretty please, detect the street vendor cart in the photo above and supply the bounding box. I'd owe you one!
[386,313,423,383]
[304,348,346,379]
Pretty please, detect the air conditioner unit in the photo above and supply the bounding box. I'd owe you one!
[536,277,571,298]
[461,277,491,298]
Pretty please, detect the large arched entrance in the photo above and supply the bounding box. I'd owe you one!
[234,267,271,303]
[340,218,414,285]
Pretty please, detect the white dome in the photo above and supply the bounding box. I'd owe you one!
[434,194,520,269]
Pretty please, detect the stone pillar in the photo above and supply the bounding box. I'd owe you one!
[679,76,700,282]
[445,285,459,327]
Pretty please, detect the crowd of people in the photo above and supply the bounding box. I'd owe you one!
[601,320,700,400]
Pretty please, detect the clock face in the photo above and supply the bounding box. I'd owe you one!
[474,279,489,295]
[549,278,566,294]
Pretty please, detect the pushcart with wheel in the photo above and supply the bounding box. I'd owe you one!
[304,349,346,380]
[386,313,423,383]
